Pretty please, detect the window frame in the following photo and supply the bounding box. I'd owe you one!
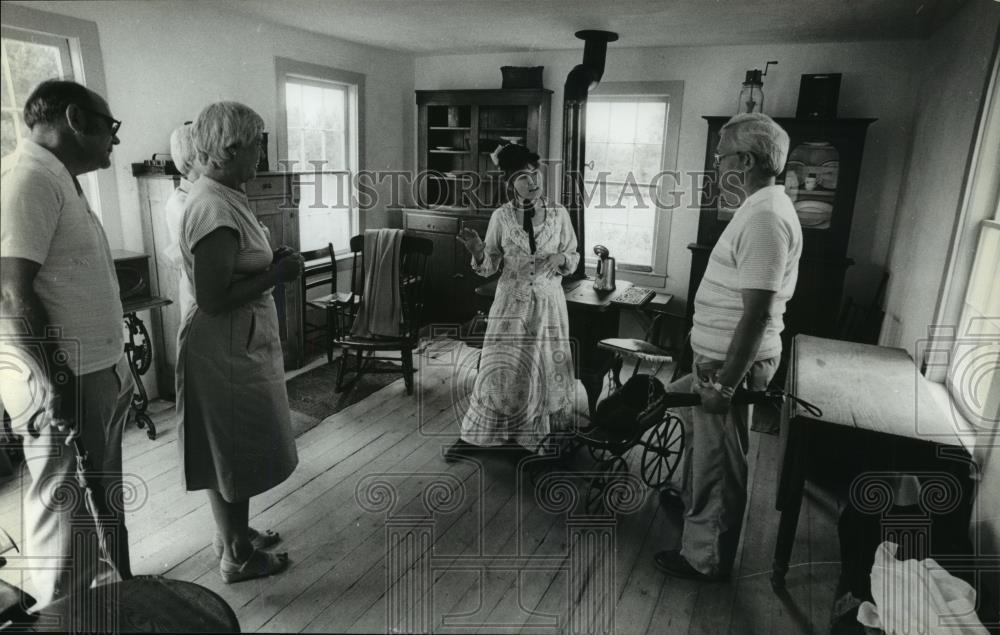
[922,42,999,449]
[275,57,364,258]
[583,81,684,288]
[1,4,122,248]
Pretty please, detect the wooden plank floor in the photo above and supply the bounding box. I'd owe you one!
[0,340,842,634]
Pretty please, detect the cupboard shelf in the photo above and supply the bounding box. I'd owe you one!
[414,88,552,325]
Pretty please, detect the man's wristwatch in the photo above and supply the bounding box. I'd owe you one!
[711,382,736,399]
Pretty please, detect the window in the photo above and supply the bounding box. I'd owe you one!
[276,58,363,255]
[946,213,1000,429]
[584,82,683,281]
[1,5,121,247]
[1,25,102,216]
[926,48,999,441]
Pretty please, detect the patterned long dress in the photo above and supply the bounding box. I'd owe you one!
[459,199,581,450]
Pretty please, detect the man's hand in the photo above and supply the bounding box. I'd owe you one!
[696,380,732,415]
[44,381,80,445]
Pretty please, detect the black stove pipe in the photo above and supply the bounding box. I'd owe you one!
[561,29,618,279]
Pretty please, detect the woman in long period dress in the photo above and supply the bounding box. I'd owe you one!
[449,144,580,458]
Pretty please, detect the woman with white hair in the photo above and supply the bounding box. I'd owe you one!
[164,122,199,321]
[177,101,302,583]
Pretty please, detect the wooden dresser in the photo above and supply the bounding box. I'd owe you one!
[135,172,303,397]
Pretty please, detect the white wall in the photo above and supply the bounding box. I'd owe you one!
[10,0,415,251]
[881,0,998,355]
[416,40,919,307]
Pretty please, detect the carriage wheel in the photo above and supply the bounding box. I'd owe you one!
[584,455,629,515]
[586,441,615,464]
[639,411,685,488]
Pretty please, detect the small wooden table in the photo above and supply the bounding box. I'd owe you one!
[772,334,972,589]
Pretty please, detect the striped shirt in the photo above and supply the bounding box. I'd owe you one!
[0,140,123,374]
[691,185,802,361]
[179,176,273,304]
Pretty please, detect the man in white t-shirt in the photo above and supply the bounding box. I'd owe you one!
[655,113,802,581]
[0,80,134,608]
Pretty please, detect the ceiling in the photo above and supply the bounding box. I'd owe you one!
[223,0,967,55]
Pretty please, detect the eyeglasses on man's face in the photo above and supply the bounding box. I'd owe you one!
[713,151,742,167]
[81,107,122,136]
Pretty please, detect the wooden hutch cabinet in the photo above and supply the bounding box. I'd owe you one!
[407,88,552,325]
[686,116,876,349]
[136,172,305,396]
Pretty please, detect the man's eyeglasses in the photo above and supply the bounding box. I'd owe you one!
[82,107,122,136]
[713,151,742,167]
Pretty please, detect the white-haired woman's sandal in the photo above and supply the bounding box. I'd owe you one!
[212,527,280,558]
[220,549,289,584]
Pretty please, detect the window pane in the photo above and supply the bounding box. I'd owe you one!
[287,129,303,167]
[1,110,17,158]
[1,42,11,110]
[606,143,634,182]
[283,73,357,252]
[320,86,344,131]
[585,95,672,269]
[301,129,323,163]
[608,102,637,143]
[948,223,1000,428]
[586,101,610,143]
[4,38,66,105]
[301,84,322,129]
[636,102,666,147]
[323,130,345,170]
[285,83,302,130]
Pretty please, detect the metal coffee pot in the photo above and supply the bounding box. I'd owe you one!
[592,245,616,292]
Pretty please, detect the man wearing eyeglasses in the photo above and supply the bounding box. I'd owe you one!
[0,79,132,608]
[655,113,802,582]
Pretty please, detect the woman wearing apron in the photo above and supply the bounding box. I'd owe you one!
[178,101,302,583]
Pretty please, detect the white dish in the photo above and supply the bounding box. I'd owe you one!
[794,199,833,227]
[434,146,453,151]
[795,199,834,213]
[499,135,523,145]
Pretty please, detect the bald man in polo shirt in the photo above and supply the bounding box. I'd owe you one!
[0,80,133,608]
[655,113,802,581]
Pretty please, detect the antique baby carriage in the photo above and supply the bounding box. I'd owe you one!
[553,314,819,513]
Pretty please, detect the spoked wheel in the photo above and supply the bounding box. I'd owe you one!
[584,455,629,514]
[639,411,685,488]
[587,440,616,464]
